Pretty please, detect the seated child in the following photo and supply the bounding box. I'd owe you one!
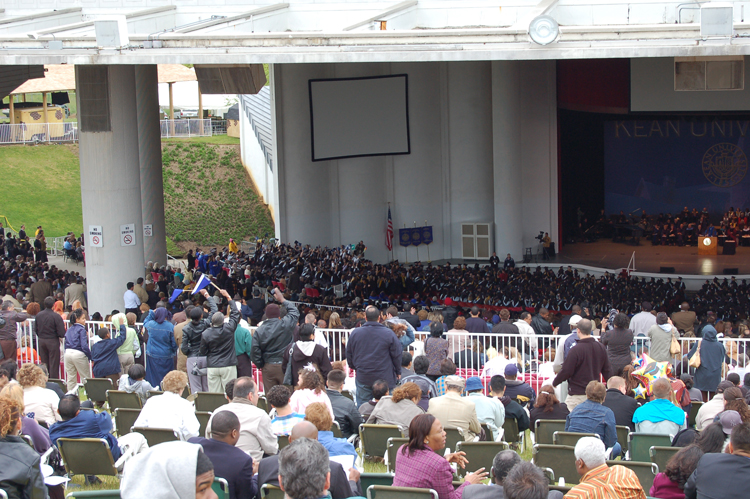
[118,364,154,403]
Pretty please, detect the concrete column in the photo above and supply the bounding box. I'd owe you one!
[135,65,167,268]
[76,65,145,314]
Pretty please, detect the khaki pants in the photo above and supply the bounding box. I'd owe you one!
[207,366,237,394]
[64,349,91,392]
[565,394,588,412]
[119,353,135,376]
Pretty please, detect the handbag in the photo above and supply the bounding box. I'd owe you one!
[688,340,701,368]
[283,345,295,386]
[670,335,682,356]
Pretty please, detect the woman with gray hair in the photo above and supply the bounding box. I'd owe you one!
[278,437,331,499]
[647,312,679,363]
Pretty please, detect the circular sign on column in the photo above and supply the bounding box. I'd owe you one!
[120,224,136,247]
[92,235,100,245]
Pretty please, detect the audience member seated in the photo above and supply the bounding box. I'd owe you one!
[50,394,122,461]
[277,437,337,499]
[121,441,218,499]
[17,363,60,426]
[435,359,458,397]
[366,382,424,436]
[529,385,569,433]
[684,422,750,499]
[257,421,361,499]
[503,364,536,407]
[649,444,703,499]
[681,373,703,402]
[491,375,530,433]
[134,370,200,441]
[400,356,437,411]
[358,379,388,418]
[118,364,154,404]
[602,376,639,432]
[326,369,362,439]
[566,381,621,458]
[695,380,733,430]
[393,413,487,499]
[188,411,256,499]
[401,352,415,378]
[266,385,304,436]
[289,365,334,420]
[565,437,646,499]
[715,387,750,424]
[0,394,48,499]
[503,461,561,499]
[0,383,51,455]
[207,376,278,462]
[304,402,357,458]
[462,449,563,499]
[428,375,482,441]
[632,378,686,436]
[464,376,505,441]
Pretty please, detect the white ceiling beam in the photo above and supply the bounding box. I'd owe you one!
[0,7,82,27]
[37,5,176,36]
[342,0,418,32]
[174,4,289,34]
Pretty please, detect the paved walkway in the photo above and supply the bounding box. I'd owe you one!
[48,254,86,277]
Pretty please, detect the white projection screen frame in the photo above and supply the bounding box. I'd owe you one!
[309,74,411,162]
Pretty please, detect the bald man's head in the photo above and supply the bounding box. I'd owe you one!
[290,421,318,442]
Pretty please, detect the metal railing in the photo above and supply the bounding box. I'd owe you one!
[15,321,748,395]
[0,122,78,145]
[160,119,212,138]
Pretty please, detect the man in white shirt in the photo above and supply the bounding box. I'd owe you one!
[629,301,656,337]
[514,312,537,361]
[123,281,141,316]
[206,376,279,462]
[133,370,200,441]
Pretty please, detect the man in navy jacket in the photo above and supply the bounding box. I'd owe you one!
[50,395,122,461]
[346,305,402,407]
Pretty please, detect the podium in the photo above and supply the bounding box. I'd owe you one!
[699,236,718,255]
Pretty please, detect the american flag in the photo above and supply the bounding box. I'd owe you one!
[386,207,393,251]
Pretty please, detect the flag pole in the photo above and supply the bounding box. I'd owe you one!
[414,221,419,262]
[404,224,408,265]
[426,219,430,263]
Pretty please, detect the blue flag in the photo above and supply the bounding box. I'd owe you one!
[168,288,183,304]
[191,274,211,295]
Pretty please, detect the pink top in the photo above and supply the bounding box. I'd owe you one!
[289,389,335,420]
[649,472,685,499]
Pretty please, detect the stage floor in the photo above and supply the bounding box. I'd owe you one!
[554,240,749,275]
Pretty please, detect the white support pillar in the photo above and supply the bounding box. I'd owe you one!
[135,65,167,268]
[76,65,145,314]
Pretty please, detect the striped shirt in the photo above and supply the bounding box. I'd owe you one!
[564,464,646,499]
[270,412,305,436]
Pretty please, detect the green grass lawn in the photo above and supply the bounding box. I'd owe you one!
[0,144,82,237]
[162,135,239,145]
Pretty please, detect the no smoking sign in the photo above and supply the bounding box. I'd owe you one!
[120,224,136,247]
[88,225,103,248]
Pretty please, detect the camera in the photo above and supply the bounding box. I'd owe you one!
[535,231,545,242]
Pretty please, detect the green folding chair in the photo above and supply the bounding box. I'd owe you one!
[196,411,212,437]
[83,378,115,403]
[181,385,190,399]
[212,477,229,499]
[278,434,290,450]
[48,378,67,394]
[57,438,119,479]
[649,446,679,475]
[106,390,142,411]
[195,392,228,413]
[257,396,270,414]
[260,484,285,499]
[386,437,409,473]
[132,427,180,447]
[607,460,658,492]
[455,441,510,477]
[147,390,163,398]
[534,419,567,445]
[360,424,402,458]
[443,427,464,453]
[553,431,600,447]
[360,473,394,492]
[367,485,438,499]
[503,417,524,450]
[616,425,630,456]
[332,420,343,438]
[532,444,579,485]
[549,485,571,495]
[627,433,673,462]
[342,390,355,401]
[688,401,703,428]
[113,408,141,437]
[65,491,121,498]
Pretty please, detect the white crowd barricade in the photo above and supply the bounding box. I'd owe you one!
[0,122,78,145]
[16,320,748,393]
[160,119,213,138]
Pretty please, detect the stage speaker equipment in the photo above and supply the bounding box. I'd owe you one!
[723,240,736,255]
[528,15,559,45]
[660,267,675,274]
[724,268,739,275]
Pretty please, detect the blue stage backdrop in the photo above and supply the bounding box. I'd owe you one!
[604,119,750,217]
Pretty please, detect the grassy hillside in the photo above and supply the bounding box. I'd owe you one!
[0,144,83,237]
[161,141,274,253]
[0,140,274,251]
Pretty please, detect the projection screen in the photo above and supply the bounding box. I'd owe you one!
[309,74,410,162]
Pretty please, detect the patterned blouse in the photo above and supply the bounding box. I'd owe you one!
[393,446,469,499]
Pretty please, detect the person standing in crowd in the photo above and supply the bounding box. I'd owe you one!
[64,277,87,311]
[123,282,141,317]
[283,323,331,387]
[35,296,66,379]
[630,301,656,338]
[182,289,217,394]
[553,319,612,411]
[424,322,449,381]
[672,302,697,337]
[63,309,91,392]
[1,301,29,363]
[28,273,52,307]
[142,306,177,389]
[251,288,299,392]
[601,313,635,377]
[346,305,403,407]
[687,325,728,400]
[648,312,680,363]
[114,312,140,376]
[200,289,239,394]
[246,288,265,327]
[91,322,127,387]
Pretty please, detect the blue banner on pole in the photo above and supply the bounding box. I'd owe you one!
[410,227,422,246]
[422,226,433,245]
[399,228,411,247]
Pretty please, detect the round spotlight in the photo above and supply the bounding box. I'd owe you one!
[528,15,559,45]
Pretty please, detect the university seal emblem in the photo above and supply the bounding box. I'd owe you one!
[702,143,748,187]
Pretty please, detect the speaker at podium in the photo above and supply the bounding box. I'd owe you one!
[698,236,718,255]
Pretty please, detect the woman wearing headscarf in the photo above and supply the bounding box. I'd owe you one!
[142,306,177,389]
[687,324,727,400]
[52,300,67,322]
[648,312,680,362]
